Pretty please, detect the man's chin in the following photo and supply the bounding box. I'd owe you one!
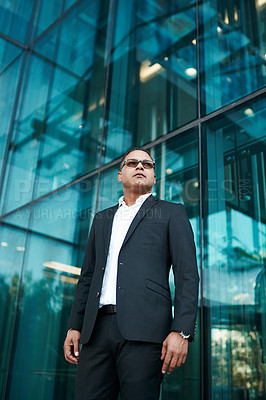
[132,184,152,194]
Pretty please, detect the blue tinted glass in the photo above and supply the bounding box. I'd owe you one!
[32,21,59,60]
[2,176,97,399]
[1,55,53,214]
[63,0,77,12]
[31,0,63,39]
[31,0,109,198]
[102,0,198,163]
[0,37,22,69]
[200,0,266,114]
[33,66,100,197]
[0,0,35,44]
[98,165,123,211]
[6,233,77,400]
[56,0,107,76]
[202,95,266,398]
[0,39,23,178]
[0,224,28,396]
[30,178,97,243]
[154,130,199,208]
[1,0,109,215]
[154,130,200,399]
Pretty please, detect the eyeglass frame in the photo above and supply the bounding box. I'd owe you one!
[120,158,155,170]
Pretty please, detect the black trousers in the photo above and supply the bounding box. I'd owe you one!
[75,312,164,400]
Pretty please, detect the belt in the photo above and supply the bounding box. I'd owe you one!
[99,304,117,314]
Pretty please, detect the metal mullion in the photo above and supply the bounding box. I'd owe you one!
[1,86,265,222]
[199,87,266,124]
[28,0,65,211]
[2,0,40,394]
[30,49,85,81]
[138,87,266,151]
[0,53,23,78]
[1,220,79,247]
[0,0,38,212]
[1,85,265,221]
[0,32,27,49]
[0,50,32,214]
[0,167,100,221]
[195,0,205,399]
[29,5,68,47]
[199,122,204,400]
[30,0,96,49]
[96,0,117,213]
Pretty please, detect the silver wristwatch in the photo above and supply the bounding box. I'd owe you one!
[179,331,190,339]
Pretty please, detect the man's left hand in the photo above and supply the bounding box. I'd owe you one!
[161,331,188,374]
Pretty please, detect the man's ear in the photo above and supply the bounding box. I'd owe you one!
[154,174,156,184]
[117,171,122,182]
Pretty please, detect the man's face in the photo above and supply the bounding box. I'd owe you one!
[117,150,156,193]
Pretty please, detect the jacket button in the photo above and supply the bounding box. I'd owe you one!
[96,292,100,297]
[102,267,105,272]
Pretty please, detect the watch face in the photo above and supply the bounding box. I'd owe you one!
[179,331,190,339]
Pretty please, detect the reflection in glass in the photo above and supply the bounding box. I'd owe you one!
[98,165,123,211]
[1,0,110,214]
[1,55,52,215]
[0,224,28,397]
[102,0,198,163]
[0,0,35,43]
[0,39,23,180]
[200,0,266,114]
[1,176,97,399]
[64,0,78,12]
[202,96,266,399]
[32,0,109,197]
[31,0,63,40]
[153,129,200,400]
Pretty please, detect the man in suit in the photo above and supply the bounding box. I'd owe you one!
[64,147,199,400]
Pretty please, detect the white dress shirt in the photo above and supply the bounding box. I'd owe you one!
[99,192,152,307]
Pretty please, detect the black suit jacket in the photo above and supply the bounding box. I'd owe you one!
[67,195,199,344]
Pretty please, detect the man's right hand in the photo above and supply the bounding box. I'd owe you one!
[63,329,81,364]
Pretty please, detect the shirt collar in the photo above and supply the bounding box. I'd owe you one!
[118,192,152,208]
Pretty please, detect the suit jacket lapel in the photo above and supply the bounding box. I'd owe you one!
[104,204,119,257]
[121,195,158,248]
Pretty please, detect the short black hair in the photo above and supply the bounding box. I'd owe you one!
[120,147,154,170]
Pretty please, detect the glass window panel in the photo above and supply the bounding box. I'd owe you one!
[153,129,200,400]
[41,0,109,77]
[102,0,198,163]
[32,21,59,60]
[31,0,63,40]
[0,39,23,179]
[0,37,23,71]
[2,175,97,399]
[98,165,123,211]
[1,55,53,215]
[31,0,109,198]
[0,223,28,398]
[202,95,266,399]
[3,175,97,244]
[200,0,266,114]
[0,0,35,44]
[63,0,78,12]
[5,235,76,400]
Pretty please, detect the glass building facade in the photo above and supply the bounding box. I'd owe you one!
[0,0,265,399]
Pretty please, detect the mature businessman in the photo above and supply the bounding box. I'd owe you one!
[64,147,199,400]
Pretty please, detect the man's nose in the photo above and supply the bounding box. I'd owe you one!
[136,161,144,169]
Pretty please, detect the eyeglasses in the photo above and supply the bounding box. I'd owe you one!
[121,158,155,170]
